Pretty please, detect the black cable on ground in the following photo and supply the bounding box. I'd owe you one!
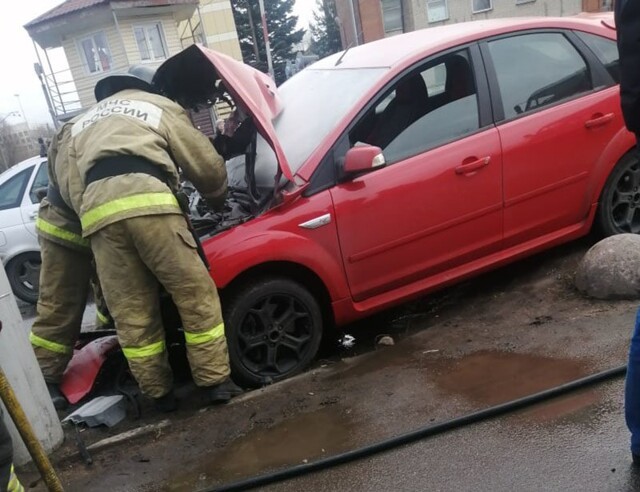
[204,364,627,492]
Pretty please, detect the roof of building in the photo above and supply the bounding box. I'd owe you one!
[25,0,196,28]
[25,0,107,28]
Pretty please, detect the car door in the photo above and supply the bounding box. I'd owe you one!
[20,160,48,238]
[481,30,620,247]
[0,166,35,256]
[330,47,503,302]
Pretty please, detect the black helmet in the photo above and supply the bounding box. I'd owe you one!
[94,65,156,102]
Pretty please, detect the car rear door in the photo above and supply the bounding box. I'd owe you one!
[330,46,503,302]
[480,30,620,248]
[20,160,48,238]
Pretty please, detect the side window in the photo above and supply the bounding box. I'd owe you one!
[349,49,479,165]
[575,31,619,83]
[487,33,592,120]
[29,162,49,204]
[0,169,32,211]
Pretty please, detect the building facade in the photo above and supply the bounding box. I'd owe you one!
[25,0,241,131]
[336,0,613,48]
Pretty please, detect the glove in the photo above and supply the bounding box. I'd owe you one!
[210,118,255,160]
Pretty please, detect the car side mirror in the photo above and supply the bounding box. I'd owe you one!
[343,145,385,176]
[34,187,47,203]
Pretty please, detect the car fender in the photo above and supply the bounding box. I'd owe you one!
[60,336,120,404]
[586,126,637,209]
[0,224,40,266]
[204,228,351,302]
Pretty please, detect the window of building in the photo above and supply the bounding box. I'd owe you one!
[134,23,168,61]
[487,32,592,120]
[427,0,449,23]
[78,32,112,74]
[472,0,492,13]
[515,0,535,4]
[382,0,404,35]
[576,31,619,83]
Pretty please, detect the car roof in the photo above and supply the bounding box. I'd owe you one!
[313,14,615,70]
[0,155,45,182]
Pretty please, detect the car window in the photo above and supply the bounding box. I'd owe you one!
[487,33,592,120]
[29,162,49,204]
[384,95,479,164]
[0,168,32,211]
[349,49,479,164]
[575,31,619,83]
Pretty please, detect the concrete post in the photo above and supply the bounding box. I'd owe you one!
[0,265,63,465]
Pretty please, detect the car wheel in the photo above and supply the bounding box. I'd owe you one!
[5,252,41,304]
[597,151,640,236]
[225,277,323,387]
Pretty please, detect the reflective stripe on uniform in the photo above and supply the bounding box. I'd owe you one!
[29,332,72,355]
[121,340,166,359]
[8,465,24,492]
[184,323,225,346]
[96,309,110,325]
[36,217,89,248]
[80,192,180,230]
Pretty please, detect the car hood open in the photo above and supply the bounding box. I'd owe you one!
[154,44,293,182]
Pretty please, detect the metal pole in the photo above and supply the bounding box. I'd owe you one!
[0,366,64,492]
[257,0,275,80]
[44,47,66,115]
[197,5,209,47]
[14,95,29,131]
[348,0,359,46]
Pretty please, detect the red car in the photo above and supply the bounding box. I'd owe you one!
[156,12,633,387]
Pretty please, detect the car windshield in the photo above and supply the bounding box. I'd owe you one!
[252,67,387,181]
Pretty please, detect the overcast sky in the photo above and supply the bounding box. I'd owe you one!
[0,0,318,126]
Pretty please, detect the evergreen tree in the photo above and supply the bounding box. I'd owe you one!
[309,0,342,58]
[231,0,305,84]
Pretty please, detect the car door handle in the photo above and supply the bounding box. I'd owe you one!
[29,212,38,220]
[455,156,491,175]
[585,113,614,129]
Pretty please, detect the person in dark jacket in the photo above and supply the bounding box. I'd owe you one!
[616,0,640,465]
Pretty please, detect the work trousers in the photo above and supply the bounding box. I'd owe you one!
[626,307,640,454]
[30,237,93,383]
[90,214,230,398]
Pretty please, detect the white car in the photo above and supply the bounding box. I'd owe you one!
[0,156,48,303]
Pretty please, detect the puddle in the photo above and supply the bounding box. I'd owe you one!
[433,350,589,407]
[160,407,357,491]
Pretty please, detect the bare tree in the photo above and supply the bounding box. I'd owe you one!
[0,120,19,172]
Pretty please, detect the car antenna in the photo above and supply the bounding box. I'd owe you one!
[335,44,352,66]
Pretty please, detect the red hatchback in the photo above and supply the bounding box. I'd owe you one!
[156,13,633,387]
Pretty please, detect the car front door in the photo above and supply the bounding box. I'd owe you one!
[330,47,503,302]
[481,30,620,247]
[20,161,48,238]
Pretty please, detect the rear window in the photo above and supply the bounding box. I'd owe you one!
[575,31,619,83]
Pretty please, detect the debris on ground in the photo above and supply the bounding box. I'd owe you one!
[376,335,395,346]
[63,395,126,428]
[340,334,356,348]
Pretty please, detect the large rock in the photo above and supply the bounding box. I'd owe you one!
[575,234,640,299]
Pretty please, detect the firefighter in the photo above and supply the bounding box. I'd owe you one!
[29,123,113,410]
[59,65,243,412]
[0,409,24,492]
[617,0,640,466]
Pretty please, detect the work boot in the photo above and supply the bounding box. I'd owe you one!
[153,391,178,413]
[206,379,243,405]
[46,383,68,411]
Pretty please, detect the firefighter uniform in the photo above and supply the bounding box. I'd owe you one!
[61,87,231,399]
[0,409,24,492]
[29,123,113,387]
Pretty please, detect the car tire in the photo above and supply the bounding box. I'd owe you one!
[596,151,640,237]
[5,252,41,304]
[224,277,323,388]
